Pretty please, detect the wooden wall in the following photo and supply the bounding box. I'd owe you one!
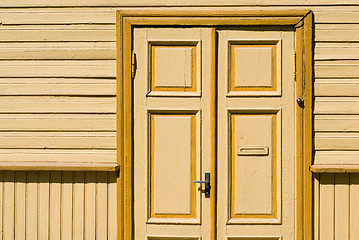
[0,171,117,240]
[1,1,359,239]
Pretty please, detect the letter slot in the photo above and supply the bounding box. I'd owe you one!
[237,146,269,156]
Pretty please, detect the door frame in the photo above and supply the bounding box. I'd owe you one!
[116,9,313,240]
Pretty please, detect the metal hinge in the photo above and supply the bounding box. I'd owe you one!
[131,51,137,79]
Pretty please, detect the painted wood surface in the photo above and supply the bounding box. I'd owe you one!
[314,173,359,240]
[1,2,359,239]
[0,171,117,240]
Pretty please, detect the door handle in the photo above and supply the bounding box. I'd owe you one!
[193,172,210,198]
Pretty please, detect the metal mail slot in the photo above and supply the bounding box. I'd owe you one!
[237,146,269,156]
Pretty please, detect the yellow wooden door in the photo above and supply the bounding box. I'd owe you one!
[217,28,295,239]
[133,26,295,240]
[133,27,215,240]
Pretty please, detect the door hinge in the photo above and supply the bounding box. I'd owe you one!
[131,51,137,79]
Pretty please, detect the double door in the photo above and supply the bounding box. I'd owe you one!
[133,26,296,240]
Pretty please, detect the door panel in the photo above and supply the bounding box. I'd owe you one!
[150,113,199,222]
[217,28,295,238]
[231,113,278,218]
[133,27,214,239]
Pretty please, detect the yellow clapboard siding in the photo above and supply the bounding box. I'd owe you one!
[0,9,116,25]
[1,8,359,25]
[315,97,359,114]
[0,149,116,163]
[0,25,115,42]
[0,132,115,149]
[0,114,115,131]
[0,96,115,113]
[315,80,359,96]
[0,171,117,240]
[0,60,115,78]
[315,11,359,23]
[0,42,116,60]
[2,0,359,7]
[0,78,116,96]
[316,29,359,42]
[315,61,359,78]
[315,115,359,131]
[315,132,359,150]
[315,43,359,60]
[315,151,359,165]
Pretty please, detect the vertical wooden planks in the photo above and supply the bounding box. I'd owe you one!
[0,170,116,239]
[85,172,96,240]
[334,174,350,240]
[3,171,15,240]
[73,172,85,240]
[96,172,108,239]
[26,172,38,240]
[107,172,117,240]
[314,174,320,240]
[15,172,26,240]
[50,172,61,240]
[39,171,50,240]
[61,172,73,240]
[350,174,359,238]
[319,173,335,240]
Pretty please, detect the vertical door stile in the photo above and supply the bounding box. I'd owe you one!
[210,27,217,240]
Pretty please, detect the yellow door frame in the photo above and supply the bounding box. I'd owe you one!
[116,9,313,240]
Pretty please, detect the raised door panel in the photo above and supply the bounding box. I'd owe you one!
[230,113,280,222]
[150,113,199,222]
